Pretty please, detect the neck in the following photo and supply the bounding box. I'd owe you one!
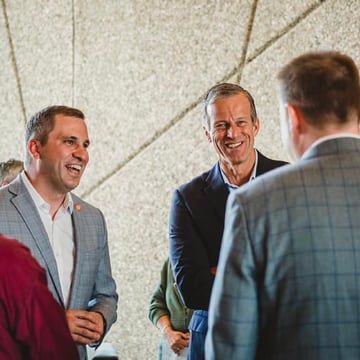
[221,161,255,187]
[297,123,360,158]
[24,170,67,219]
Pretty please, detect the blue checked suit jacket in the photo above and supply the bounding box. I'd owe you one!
[206,137,360,360]
[0,176,118,360]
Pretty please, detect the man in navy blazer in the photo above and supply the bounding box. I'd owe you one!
[206,52,360,359]
[169,83,288,359]
[0,105,118,360]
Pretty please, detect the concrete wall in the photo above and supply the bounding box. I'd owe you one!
[1,0,359,358]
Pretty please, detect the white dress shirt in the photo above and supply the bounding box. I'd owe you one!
[21,172,75,307]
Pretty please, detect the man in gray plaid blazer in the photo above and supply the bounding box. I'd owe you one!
[0,106,118,360]
[206,51,360,359]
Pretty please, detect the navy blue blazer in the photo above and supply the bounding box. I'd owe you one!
[169,150,288,310]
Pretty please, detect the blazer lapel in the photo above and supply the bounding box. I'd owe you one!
[10,179,64,306]
[69,208,81,308]
[203,163,229,223]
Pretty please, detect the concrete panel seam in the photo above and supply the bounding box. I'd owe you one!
[81,92,204,198]
[236,0,259,84]
[81,63,243,199]
[72,0,76,107]
[246,0,326,65]
[1,0,27,124]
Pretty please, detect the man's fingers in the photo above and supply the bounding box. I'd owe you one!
[65,310,103,345]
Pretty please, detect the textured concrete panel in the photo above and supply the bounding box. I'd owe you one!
[86,75,239,357]
[0,5,24,161]
[4,0,74,118]
[73,1,253,195]
[241,0,360,163]
[247,0,322,58]
[85,103,217,358]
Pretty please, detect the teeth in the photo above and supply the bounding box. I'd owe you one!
[67,164,81,171]
[227,142,243,148]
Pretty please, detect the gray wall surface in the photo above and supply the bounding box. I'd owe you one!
[1,0,359,358]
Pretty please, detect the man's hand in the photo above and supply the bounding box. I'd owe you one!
[65,309,104,345]
[163,327,190,355]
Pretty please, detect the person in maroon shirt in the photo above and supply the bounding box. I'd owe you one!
[0,234,79,360]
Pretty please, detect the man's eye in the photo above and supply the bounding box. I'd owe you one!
[65,139,74,145]
[215,123,227,129]
[236,120,247,126]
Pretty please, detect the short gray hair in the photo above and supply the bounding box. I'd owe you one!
[201,83,258,130]
[0,158,24,184]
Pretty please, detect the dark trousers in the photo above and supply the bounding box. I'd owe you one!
[187,310,208,360]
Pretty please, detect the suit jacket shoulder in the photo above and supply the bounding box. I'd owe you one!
[176,162,229,231]
[256,150,289,176]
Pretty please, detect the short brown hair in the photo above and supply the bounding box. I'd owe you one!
[277,51,360,127]
[24,105,85,167]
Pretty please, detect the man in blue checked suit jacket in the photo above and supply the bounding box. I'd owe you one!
[206,51,360,360]
[169,83,288,359]
[0,105,118,360]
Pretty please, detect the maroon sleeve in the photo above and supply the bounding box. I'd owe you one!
[0,236,79,360]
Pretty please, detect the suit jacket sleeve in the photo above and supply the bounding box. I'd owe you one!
[169,188,215,310]
[206,191,259,360]
[73,206,118,334]
[0,238,79,360]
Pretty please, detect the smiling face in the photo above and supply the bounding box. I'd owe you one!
[29,114,90,195]
[205,93,259,173]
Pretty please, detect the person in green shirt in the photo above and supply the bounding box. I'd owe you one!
[149,257,193,359]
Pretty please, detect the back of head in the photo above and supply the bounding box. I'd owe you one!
[277,51,360,128]
[202,83,258,130]
[0,158,24,186]
[24,105,85,168]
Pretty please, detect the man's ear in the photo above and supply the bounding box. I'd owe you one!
[253,118,260,137]
[203,126,212,142]
[28,139,41,159]
[287,104,303,136]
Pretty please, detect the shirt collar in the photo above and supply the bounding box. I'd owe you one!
[21,172,74,214]
[302,133,360,159]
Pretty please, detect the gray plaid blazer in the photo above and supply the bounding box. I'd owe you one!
[0,176,118,359]
[206,137,360,360]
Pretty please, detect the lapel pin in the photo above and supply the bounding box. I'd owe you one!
[75,203,82,212]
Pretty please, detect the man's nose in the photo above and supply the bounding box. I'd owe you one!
[226,124,237,138]
[73,146,89,162]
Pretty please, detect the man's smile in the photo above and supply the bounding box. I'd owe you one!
[226,141,244,149]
